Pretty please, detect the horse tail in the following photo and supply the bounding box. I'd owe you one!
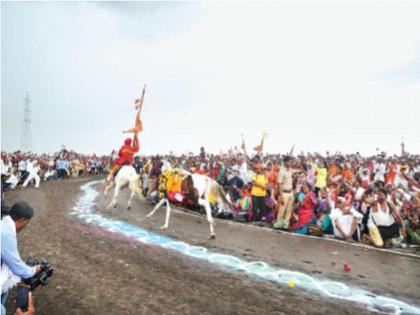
[213,181,231,213]
[128,169,141,194]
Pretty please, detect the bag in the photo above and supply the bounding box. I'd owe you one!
[309,225,323,237]
[234,211,248,223]
[369,226,384,247]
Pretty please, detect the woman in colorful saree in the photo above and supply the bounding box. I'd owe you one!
[295,184,318,235]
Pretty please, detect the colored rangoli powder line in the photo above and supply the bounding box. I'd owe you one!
[70,181,420,315]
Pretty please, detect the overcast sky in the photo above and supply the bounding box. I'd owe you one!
[2,2,420,156]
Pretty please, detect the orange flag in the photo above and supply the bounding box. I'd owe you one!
[241,134,246,151]
[253,133,268,153]
[125,85,146,134]
[289,143,295,156]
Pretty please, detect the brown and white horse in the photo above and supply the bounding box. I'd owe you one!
[146,160,230,239]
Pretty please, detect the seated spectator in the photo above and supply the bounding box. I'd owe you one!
[227,170,244,204]
[5,169,20,190]
[366,189,406,247]
[265,188,277,224]
[405,206,420,245]
[44,168,57,181]
[232,183,251,222]
[330,197,363,241]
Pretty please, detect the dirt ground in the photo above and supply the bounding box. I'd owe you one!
[3,178,420,315]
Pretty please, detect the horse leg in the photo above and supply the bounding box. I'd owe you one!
[129,178,144,201]
[127,190,135,210]
[107,184,121,209]
[198,198,215,239]
[104,180,114,196]
[146,198,166,218]
[161,199,171,229]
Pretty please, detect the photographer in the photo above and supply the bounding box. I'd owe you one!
[1,202,40,314]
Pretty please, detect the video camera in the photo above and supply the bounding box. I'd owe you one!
[16,258,53,312]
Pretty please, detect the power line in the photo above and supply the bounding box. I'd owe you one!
[20,92,33,152]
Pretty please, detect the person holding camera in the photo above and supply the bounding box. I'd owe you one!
[1,202,40,314]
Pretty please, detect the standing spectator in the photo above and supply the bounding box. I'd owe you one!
[22,160,41,188]
[1,155,11,188]
[266,162,278,198]
[63,157,70,178]
[70,157,81,178]
[251,163,267,221]
[56,157,64,179]
[315,161,327,196]
[97,159,104,174]
[199,147,207,162]
[306,163,316,188]
[386,160,398,185]
[18,159,27,180]
[374,159,387,182]
[133,156,143,174]
[274,156,295,229]
[90,158,97,175]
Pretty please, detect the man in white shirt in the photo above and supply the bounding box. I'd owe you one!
[22,160,41,188]
[330,197,363,241]
[1,202,40,314]
[1,156,11,178]
[374,159,386,182]
[18,159,27,177]
[5,169,20,189]
[233,156,252,184]
[353,180,366,202]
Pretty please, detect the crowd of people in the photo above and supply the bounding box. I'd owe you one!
[1,150,109,191]
[1,146,420,314]
[2,148,420,250]
[135,148,420,248]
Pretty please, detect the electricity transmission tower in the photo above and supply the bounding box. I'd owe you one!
[20,92,32,152]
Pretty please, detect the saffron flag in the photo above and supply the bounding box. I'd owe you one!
[125,85,146,134]
[136,84,146,110]
[253,133,268,153]
[289,143,295,156]
[401,137,405,156]
[241,134,246,151]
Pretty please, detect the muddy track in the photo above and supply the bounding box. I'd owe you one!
[3,178,419,314]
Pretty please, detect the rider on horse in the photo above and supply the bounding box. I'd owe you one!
[107,134,139,182]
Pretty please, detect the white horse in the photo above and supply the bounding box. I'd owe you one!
[146,160,231,239]
[105,165,143,210]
